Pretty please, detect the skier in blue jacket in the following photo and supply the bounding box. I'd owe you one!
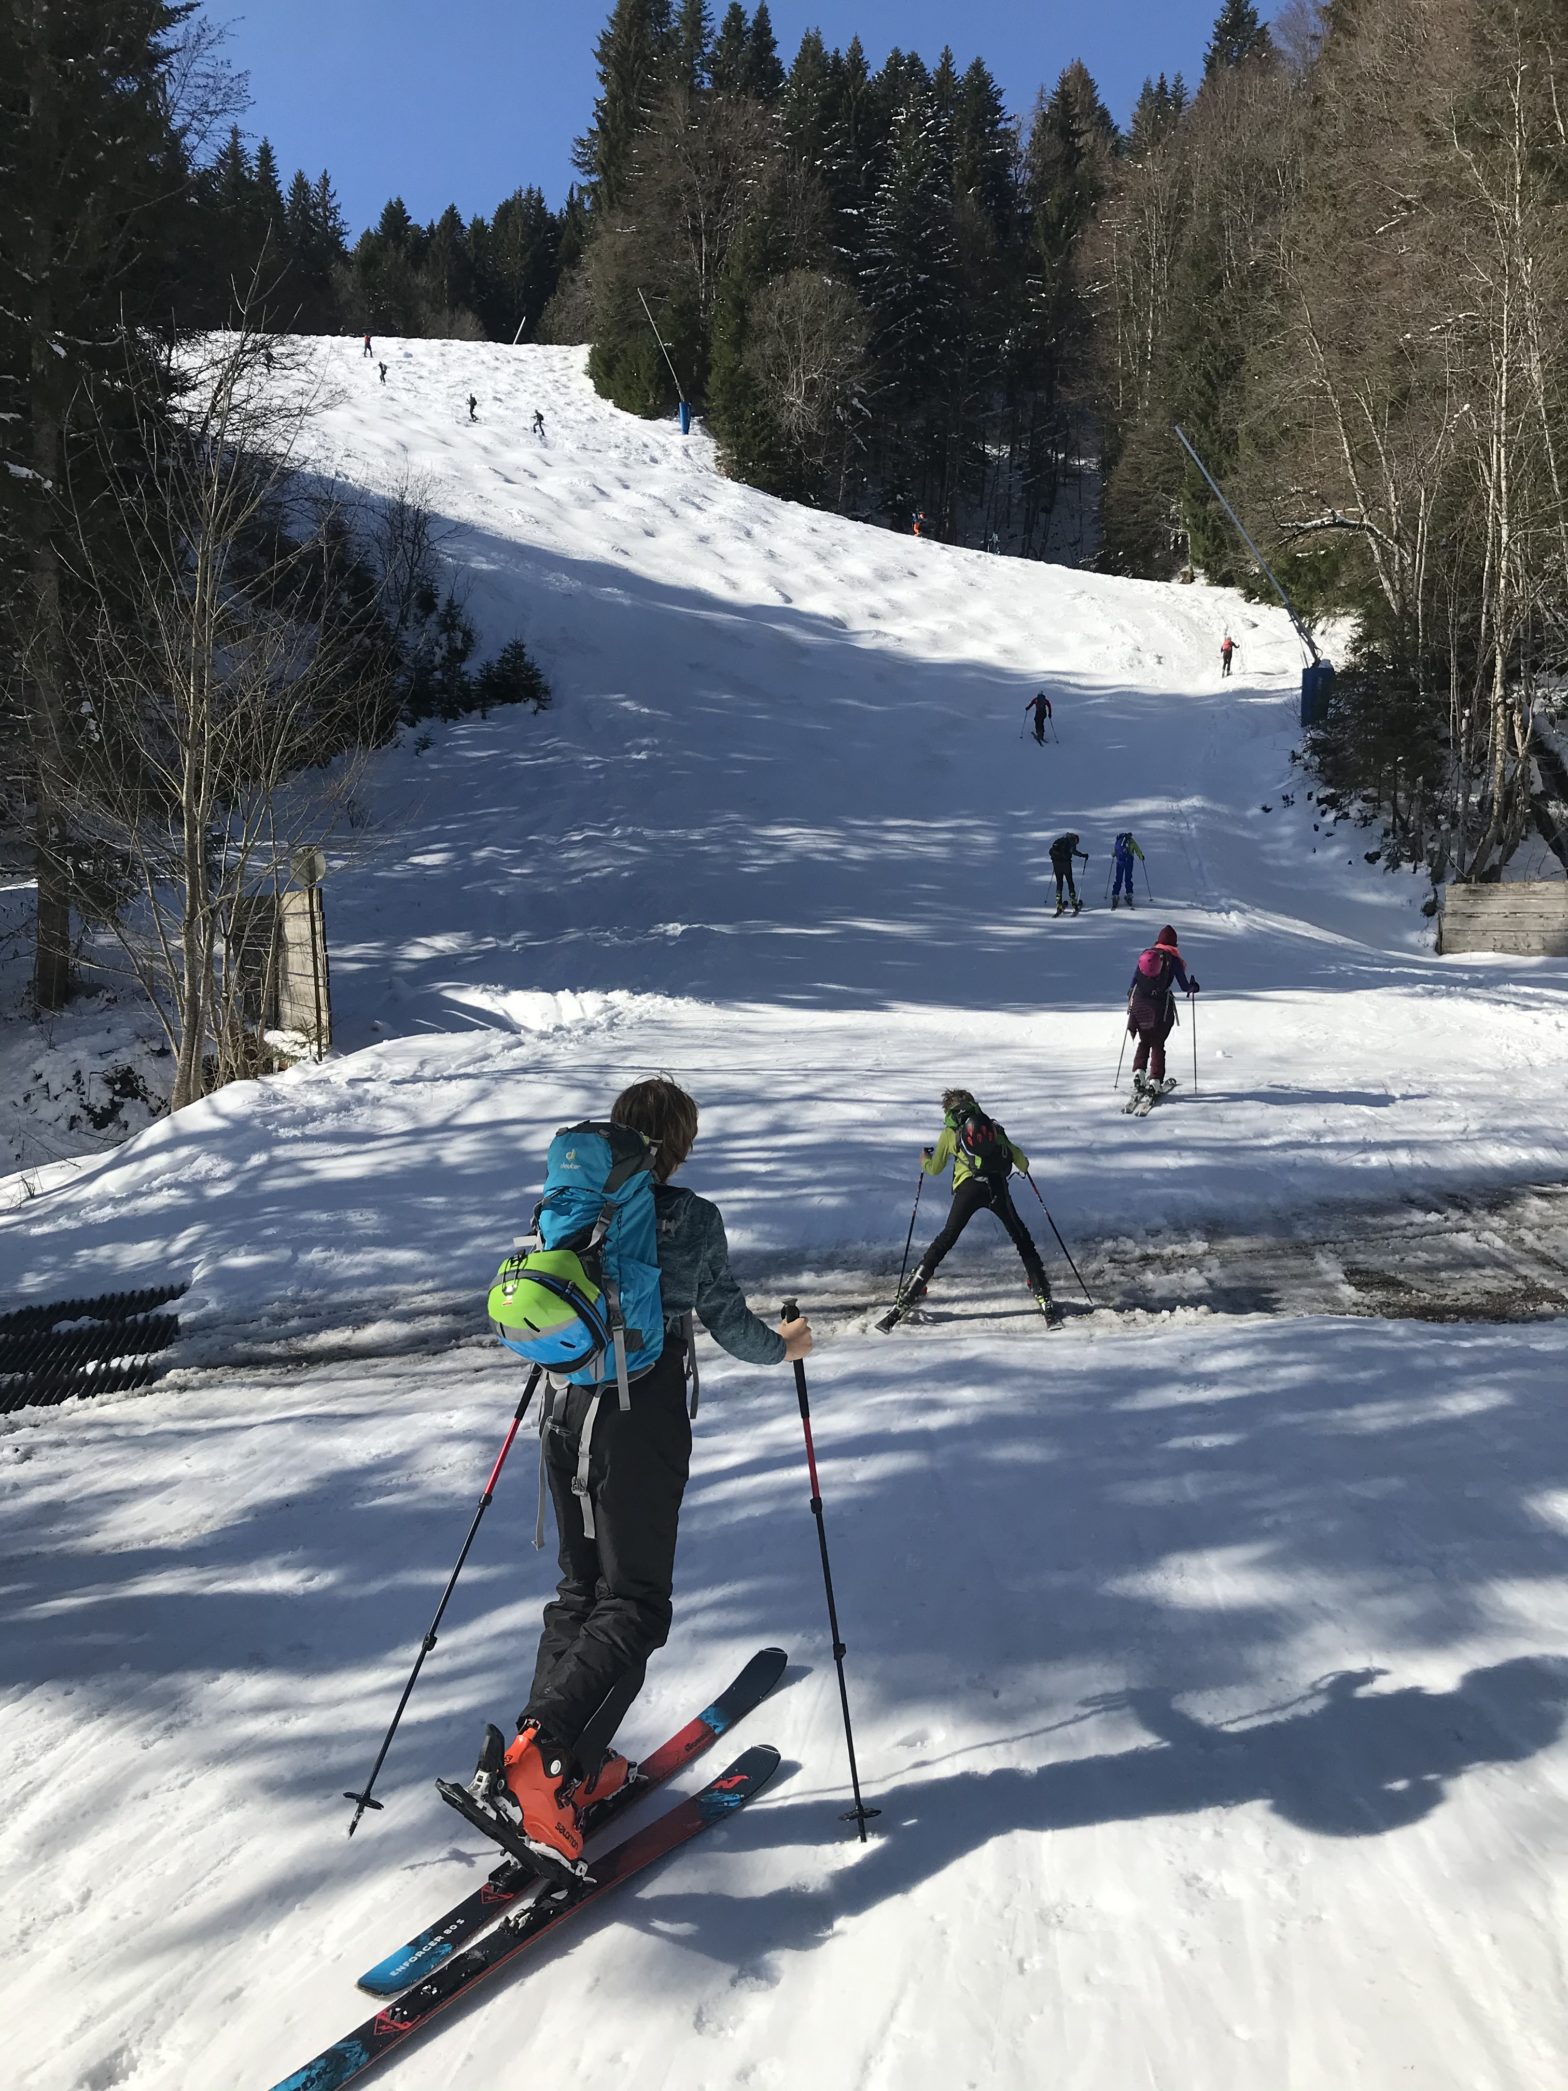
[449,1077,812,1877]
[1111,831,1145,909]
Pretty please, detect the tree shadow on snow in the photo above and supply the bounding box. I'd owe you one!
[625,1656,1568,1969]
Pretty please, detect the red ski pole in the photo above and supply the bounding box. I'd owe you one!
[344,1367,541,1834]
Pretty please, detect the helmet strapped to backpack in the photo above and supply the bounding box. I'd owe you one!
[953,1106,1013,1180]
[487,1121,664,1408]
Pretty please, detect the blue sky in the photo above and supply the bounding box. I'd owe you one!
[207,1,1279,236]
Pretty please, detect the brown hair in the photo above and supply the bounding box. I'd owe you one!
[941,1087,976,1117]
[612,1076,699,1182]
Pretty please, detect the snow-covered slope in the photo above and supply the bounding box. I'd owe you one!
[6,341,1568,2091]
[2,339,1564,1337]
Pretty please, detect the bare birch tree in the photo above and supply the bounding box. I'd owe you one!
[59,326,417,1108]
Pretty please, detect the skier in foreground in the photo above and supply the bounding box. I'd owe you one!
[1110,830,1145,908]
[1125,924,1200,1111]
[1049,831,1089,915]
[446,1077,812,1878]
[884,1089,1061,1327]
[1025,691,1053,745]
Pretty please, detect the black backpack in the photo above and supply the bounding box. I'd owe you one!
[955,1109,1013,1180]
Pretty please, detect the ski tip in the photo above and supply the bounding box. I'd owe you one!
[713,1742,782,1787]
[699,1645,788,1729]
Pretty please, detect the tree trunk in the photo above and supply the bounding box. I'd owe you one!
[22,0,74,1010]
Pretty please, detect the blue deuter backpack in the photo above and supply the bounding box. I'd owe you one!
[488,1120,664,1404]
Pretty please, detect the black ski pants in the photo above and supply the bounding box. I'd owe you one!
[522,1338,691,1774]
[1052,866,1078,906]
[918,1176,1047,1292]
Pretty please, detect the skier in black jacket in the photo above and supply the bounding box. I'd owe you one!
[1049,832,1089,915]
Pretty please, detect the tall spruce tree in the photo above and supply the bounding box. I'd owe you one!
[745,4,785,104]
[0,0,200,1008]
[471,187,562,341]
[708,4,750,98]
[574,0,674,211]
[781,29,835,169]
[673,0,712,91]
[1203,0,1273,78]
[861,87,960,518]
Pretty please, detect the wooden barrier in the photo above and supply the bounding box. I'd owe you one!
[1438,880,1568,956]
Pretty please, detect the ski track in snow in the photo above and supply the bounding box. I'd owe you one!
[3,340,1568,2091]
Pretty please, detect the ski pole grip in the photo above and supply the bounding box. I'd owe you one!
[782,1300,814,1436]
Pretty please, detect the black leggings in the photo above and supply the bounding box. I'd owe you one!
[919,1177,1047,1291]
[523,1340,692,1773]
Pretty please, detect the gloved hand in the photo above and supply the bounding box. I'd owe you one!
[921,1145,934,1160]
[1189,979,1201,994]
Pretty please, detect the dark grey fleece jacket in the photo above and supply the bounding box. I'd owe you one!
[654,1184,786,1367]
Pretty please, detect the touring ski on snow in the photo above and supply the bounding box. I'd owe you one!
[267,1746,781,2091]
[356,1645,786,1996]
[1124,1075,1178,1117]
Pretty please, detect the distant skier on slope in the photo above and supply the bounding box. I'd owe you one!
[468,393,479,423]
[533,409,545,439]
[1126,924,1200,1108]
[443,1077,812,1876]
[378,361,387,384]
[362,331,373,358]
[1049,831,1089,915]
[884,1088,1061,1327]
[1025,692,1053,745]
[911,509,926,538]
[1220,634,1236,678]
[1111,830,1145,909]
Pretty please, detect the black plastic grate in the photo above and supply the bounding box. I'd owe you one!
[0,1284,187,1415]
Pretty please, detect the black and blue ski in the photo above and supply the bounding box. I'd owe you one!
[356,1645,785,1997]
[266,1745,781,2091]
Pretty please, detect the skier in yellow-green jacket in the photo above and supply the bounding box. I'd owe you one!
[888,1088,1062,1328]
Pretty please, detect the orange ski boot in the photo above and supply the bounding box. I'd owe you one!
[498,1724,586,1870]
[574,1747,635,1821]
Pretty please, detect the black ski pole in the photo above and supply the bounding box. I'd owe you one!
[891,1168,925,1304]
[1143,862,1155,903]
[1114,1018,1128,1089]
[782,1298,878,1841]
[344,1366,541,1834]
[1104,860,1113,905]
[1024,1177,1095,1307]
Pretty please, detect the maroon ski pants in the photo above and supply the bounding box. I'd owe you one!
[1130,1006,1176,1083]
